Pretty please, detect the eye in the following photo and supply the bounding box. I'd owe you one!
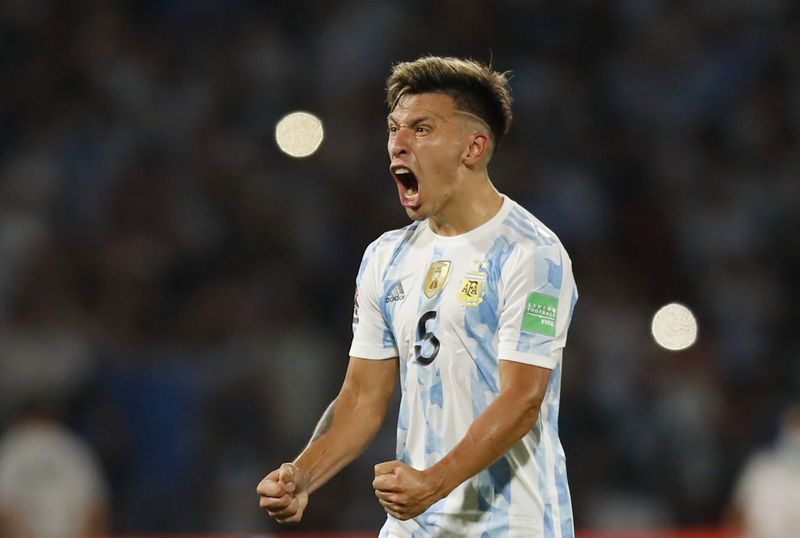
[415,125,430,134]
[388,124,398,134]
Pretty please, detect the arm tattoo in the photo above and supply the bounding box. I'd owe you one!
[308,399,337,445]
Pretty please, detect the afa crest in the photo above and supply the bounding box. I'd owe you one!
[457,271,487,307]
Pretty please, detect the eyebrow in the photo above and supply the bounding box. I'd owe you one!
[386,113,436,125]
[387,110,490,136]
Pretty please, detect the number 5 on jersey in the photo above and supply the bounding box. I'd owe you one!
[414,311,439,365]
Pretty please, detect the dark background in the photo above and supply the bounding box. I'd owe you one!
[0,0,798,533]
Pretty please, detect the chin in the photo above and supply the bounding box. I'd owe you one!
[404,205,427,221]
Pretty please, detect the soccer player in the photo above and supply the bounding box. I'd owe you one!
[257,56,578,537]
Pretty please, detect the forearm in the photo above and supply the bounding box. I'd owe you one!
[427,391,540,498]
[294,389,388,494]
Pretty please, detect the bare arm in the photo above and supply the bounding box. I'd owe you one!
[258,355,397,523]
[295,356,398,493]
[373,359,550,520]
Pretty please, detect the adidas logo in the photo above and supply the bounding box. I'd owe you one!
[385,282,405,303]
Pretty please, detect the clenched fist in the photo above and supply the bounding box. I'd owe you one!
[257,463,309,524]
[372,460,444,520]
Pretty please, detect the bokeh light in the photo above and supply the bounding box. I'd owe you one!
[651,303,698,351]
[275,111,324,158]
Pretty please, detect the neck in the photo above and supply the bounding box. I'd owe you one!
[428,175,503,236]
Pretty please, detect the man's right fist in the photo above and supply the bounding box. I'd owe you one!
[257,463,309,524]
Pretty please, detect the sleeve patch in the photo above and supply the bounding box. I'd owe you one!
[521,292,558,336]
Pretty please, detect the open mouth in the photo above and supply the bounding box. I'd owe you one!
[391,165,421,209]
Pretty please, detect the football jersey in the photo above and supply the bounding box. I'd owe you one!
[349,195,577,537]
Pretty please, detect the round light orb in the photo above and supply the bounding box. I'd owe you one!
[275,111,324,158]
[651,302,698,351]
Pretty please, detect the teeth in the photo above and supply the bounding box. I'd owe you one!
[395,168,410,174]
[406,188,416,196]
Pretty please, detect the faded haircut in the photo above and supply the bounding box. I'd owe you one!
[386,56,513,147]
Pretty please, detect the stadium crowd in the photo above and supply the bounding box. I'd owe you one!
[0,0,797,533]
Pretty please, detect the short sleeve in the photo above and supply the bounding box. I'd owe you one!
[497,243,578,369]
[348,242,398,359]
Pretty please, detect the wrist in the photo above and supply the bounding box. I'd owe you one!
[425,459,454,501]
[290,459,311,489]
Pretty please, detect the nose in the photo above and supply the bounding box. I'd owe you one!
[388,127,410,158]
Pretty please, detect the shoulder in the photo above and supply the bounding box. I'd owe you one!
[355,221,422,282]
[500,199,564,249]
[497,199,571,268]
[360,221,422,263]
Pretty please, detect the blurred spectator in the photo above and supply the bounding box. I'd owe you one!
[0,400,110,537]
[728,404,800,538]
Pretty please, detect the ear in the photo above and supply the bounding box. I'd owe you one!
[463,133,491,167]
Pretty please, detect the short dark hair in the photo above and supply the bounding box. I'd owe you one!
[386,56,513,147]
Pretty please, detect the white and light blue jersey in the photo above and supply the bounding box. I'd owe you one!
[349,195,578,538]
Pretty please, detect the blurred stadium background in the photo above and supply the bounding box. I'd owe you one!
[0,0,798,535]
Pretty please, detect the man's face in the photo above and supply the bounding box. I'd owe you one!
[387,93,474,221]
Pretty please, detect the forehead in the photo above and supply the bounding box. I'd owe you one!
[388,92,457,122]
